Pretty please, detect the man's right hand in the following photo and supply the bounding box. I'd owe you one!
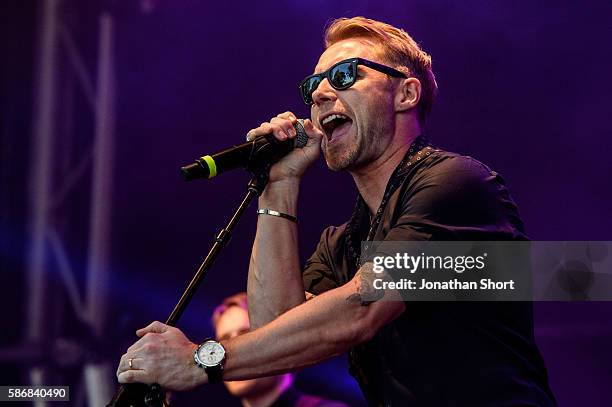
[246,112,324,184]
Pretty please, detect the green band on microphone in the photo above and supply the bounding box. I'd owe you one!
[200,155,217,178]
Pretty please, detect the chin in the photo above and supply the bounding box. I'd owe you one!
[323,130,365,171]
[323,144,359,171]
[225,379,258,398]
[225,377,278,399]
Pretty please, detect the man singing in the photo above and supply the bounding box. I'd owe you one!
[117,17,556,406]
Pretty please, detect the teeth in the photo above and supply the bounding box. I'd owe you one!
[321,113,349,126]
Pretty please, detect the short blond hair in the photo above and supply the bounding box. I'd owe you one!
[324,17,438,123]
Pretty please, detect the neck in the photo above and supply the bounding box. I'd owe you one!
[241,375,293,407]
[350,129,419,216]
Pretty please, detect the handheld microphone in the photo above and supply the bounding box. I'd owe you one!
[180,119,308,181]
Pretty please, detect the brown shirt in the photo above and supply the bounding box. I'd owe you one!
[302,138,556,406]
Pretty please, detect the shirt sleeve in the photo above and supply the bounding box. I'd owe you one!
[302,226,344,295]
[385,154,525,242]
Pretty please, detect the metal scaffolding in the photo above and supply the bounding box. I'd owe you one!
[23,0,116,405]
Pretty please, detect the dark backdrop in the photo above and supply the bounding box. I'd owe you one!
[2,1,611,406]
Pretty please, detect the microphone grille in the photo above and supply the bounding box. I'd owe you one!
[294,119,308,148]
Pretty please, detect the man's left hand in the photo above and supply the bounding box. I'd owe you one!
[116,321,207,390]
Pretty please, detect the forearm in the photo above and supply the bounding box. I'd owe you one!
[225,283,363,380]
[247,179,306,329]
[224,275,405,381]
[117,265,404,390]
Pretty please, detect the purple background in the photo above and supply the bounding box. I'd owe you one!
[2,0,612,405]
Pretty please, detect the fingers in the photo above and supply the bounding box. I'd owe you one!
[118,368,151,384]
[302,119,324,143]
[276,111,297,121]
[302,118,317,134]
[136,320,169,337]
[246,111,299,142]
[271,116,297,139]
[246,122,273,141]
[117,354,145,376]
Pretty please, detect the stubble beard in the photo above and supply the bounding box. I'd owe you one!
[324,119,386,172]
[324,131,363,171]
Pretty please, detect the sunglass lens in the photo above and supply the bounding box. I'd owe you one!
[301,76,321,104]
[329,62,355,89]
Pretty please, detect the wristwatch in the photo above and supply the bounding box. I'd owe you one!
[194,338,226,383]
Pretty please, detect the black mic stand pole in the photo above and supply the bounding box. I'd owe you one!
[107,166,270,407]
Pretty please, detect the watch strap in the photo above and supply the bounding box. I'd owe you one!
[204,364,223,384]
[194,338,225,384]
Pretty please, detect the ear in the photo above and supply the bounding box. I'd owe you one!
[394,77,421,113]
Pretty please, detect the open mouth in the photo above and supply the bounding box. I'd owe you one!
[320,113,353,142]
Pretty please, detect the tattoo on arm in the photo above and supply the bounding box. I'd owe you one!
[345,263,384,306]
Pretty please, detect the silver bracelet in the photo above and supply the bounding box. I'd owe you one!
[257,208,297,223]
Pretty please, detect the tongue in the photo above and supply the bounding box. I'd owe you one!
[331,121,352,140]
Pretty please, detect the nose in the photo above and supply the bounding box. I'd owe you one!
[311,77,337,106]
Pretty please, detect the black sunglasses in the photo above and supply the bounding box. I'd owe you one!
[298,57,407,105]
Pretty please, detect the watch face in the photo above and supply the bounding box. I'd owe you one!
[197,341,225,367]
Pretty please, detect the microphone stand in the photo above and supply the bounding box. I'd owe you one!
[107,166,270,407]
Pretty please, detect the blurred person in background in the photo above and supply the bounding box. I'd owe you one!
[212,293,348,407]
